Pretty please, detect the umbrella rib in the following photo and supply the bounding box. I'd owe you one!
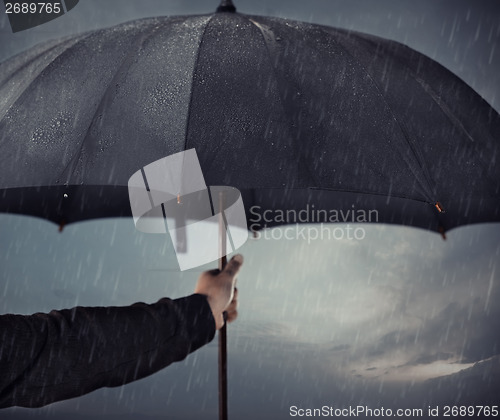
[382,47,499,187]
[55,20,181,185]
[248,184,435,204]
[309,186,433,204]
[319,27,439,202]
[183,13,217,152]
[359,34,500,191]
[414,76,498,186]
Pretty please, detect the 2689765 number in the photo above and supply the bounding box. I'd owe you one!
[5,2,62,14]
[443,406,499,417]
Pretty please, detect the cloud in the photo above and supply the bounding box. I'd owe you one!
[410,351,453,365]
[414,355,500,406]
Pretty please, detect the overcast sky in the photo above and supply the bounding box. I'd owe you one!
[1,1,499,419]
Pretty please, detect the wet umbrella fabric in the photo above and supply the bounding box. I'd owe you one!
[0,8,499,232]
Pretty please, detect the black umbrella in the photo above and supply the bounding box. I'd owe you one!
[1,0,499,417]
[1,1,499,236]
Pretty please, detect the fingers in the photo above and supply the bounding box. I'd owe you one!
[207,268,221,276]
[226,287,238,324]
[222,254,243,278]
[226,309,238,324]
[216,289,238,329]
[195,255,243,329]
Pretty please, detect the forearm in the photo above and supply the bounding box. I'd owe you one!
[0,294,215,408]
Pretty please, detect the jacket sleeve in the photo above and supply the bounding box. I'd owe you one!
[0,294,216,408]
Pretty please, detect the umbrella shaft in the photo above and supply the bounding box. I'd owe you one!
[219,192,228,420]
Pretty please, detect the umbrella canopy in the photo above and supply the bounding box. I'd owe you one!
[0,1,499,234]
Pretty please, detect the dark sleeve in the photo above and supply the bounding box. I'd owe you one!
[0,294,215,408]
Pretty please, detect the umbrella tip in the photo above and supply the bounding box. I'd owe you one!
[217,0,236,13]
[434,201,445,213]
[438,225,447,240]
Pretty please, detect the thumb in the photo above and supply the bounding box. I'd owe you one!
[222,254,244,278]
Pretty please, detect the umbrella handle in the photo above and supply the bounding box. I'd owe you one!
[218,312,228,420]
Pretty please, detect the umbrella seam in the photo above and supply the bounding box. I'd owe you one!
[183,13,217,152]
[413,76,497,186]
[246,15,322,188]
[319,26,439,202]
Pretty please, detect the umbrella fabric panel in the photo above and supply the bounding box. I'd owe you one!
[186,13,307,189]
[66,15,212,187]
[0,35,89,189]
[328,27,500,198]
